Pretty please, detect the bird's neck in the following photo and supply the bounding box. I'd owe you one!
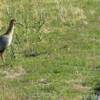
[5,23,15,35]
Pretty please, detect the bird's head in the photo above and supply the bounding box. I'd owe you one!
[10,18,16,25]
[9,18,23,26]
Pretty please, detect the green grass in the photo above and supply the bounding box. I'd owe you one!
[0,0,100,99]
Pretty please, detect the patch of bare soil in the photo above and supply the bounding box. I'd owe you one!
[0,66,26,79]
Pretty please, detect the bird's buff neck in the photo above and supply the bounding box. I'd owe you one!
[5,23,15,35]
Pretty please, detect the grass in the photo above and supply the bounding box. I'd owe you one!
[0,0,100,99]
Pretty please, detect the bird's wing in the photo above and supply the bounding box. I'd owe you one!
[0,35,8,51]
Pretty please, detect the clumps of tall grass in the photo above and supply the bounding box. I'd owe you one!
[0,0,6,28]
[55,0,88,26]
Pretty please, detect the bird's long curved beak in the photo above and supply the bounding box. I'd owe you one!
[16,22,24,26]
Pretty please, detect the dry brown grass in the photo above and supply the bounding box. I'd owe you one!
[0,0,6,27]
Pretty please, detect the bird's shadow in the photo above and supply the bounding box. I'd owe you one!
[24,51,50,58]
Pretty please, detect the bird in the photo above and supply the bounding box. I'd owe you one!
[0,18,16,61]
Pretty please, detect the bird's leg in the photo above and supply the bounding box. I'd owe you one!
[0,53,5,62]
[0,53,2,60]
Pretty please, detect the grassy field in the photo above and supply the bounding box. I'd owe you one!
[0,0,100,99]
